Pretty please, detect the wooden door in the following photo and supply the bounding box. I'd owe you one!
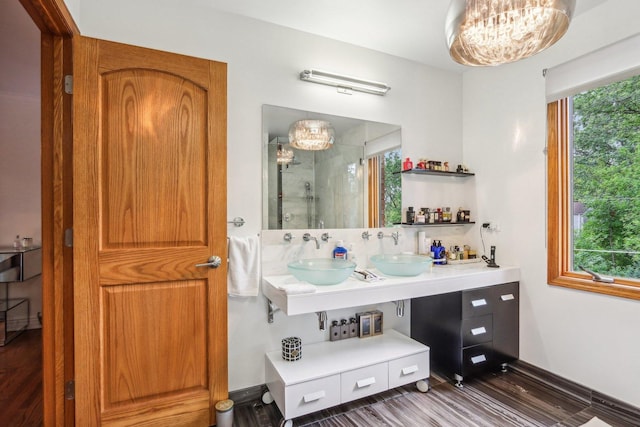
[72,36,227,426]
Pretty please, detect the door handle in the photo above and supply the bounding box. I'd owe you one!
[195,256,222,269]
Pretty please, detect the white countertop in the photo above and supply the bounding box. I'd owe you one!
[263,263,520,315]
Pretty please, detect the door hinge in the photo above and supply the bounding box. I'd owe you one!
[65,380,75,400]
[64,228,73,247]
[64,75,73,94]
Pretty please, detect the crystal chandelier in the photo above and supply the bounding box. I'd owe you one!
[288,120,335,151]
[446,0,575,66]
[276,144,294,164]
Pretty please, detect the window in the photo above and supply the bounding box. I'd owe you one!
[368,148,401,228]
[547,74,640,300]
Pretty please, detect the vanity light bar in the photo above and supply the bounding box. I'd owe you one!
[300,69,391,96]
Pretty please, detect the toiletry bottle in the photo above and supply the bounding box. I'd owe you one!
[340,319,350,339]
[13,235,21,249]
[347,243,358,268]
[333,240,348,259]
[349,318,358,338]
[417,231,427,254]
[406,207,415,224]
[330,320,341,341]
[402,157,413,171]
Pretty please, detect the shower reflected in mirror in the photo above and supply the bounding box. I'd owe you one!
[263,105,402,230]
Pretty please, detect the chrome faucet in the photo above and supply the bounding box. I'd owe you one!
[377,231,400,245]
[303,233,320,249]
[317,311,327,330]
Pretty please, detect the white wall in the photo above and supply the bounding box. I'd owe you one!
[0,0,43,329]
[71,0,463,392]
[462,0,640,408]
[67,0,640,408]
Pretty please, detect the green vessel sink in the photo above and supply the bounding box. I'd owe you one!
[287,258,357,286]
[370,254,432,276]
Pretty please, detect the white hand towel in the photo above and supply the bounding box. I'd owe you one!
[227,235,261,297]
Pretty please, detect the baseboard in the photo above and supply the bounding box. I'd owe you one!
[509,360,592,404]
[229,384,268,406]
[510,360,640,423]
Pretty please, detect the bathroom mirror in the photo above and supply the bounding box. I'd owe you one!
[262,105,402,230]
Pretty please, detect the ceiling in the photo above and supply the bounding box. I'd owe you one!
[2,0,608,94]
[205,0,607,72]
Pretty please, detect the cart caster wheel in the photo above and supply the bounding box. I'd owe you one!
[416,379,430,393]
[262,391,274,405]
[279,419,293,427]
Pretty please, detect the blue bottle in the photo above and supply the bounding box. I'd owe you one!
[333,240,348,260]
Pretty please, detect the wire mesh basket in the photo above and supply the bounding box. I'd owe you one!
[281,337,302,361]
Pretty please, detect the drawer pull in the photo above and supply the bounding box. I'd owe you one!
[401,365,419,376]
[471,326,487,336]
[500,294,515,301]
[471,354,487,364]
[303,390,326,403]
[471,298,487,307]
[356,377,376,388]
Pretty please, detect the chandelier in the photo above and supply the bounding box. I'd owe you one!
[288,120,335,151]
[276,144,294,164]
[446,0,576,66]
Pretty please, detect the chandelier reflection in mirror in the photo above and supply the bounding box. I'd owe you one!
[288,119,335,151]
[446,0,575,66]
[276,143,294,164]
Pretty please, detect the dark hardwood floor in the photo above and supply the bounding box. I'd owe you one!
[2,330,638,427]
[234,370,640,427]
[0,329,42,427]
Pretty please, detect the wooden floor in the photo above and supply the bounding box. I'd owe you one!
[234,370,640,427]
[1,330,639,427]
[0,329,43,427]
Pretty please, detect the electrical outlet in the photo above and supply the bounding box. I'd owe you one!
[482,221,501,232]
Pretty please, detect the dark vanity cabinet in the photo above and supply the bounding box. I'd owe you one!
[410,282,519,386]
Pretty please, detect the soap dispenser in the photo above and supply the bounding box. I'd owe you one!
[330,320,341,341]
[333,240,348,260]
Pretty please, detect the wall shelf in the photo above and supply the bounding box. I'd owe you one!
[398,169,475,178]
[395,222,475,227]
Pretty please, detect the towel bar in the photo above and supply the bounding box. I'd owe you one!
[227,217,245,227]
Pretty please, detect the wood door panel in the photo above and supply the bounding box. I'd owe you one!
[101,399,209,427]
[74,36,228,426]
[98,42,210,89]
[98,248,210,285]
[103,280,207,406]
[101,69,207,248]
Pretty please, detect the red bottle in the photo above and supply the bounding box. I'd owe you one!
[403,157,413,171]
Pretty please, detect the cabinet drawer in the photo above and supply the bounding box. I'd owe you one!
[284,375,341,419]
[388,352,429,389]
[462,288,494,318]
[462,315,493,347]
[341,362,388,403]
[495,283,518,306]
[461,344,493,375]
